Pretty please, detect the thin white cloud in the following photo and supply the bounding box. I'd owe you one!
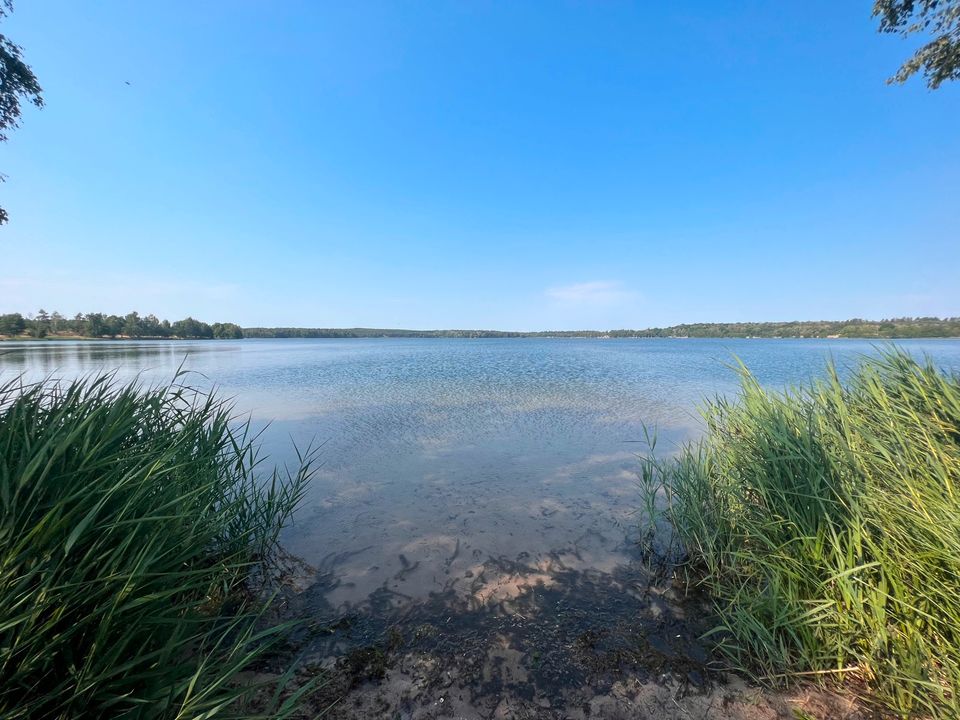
[545,280,639,306]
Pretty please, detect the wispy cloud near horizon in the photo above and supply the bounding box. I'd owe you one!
[545,281,640,307]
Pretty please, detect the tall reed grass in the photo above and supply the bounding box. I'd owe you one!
[0,373,315,719]
[647,349,960,717]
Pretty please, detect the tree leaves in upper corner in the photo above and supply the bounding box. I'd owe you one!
[0,1,43,225]
[874,0,960,88]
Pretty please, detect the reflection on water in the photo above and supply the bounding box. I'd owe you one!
[4,338,960,610]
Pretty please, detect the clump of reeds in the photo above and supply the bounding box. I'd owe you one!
[0,373,315,719]
[648,349,960,717]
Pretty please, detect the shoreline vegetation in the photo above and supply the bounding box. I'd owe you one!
[2,311,960,341]
[642,349,960,717]
[0,373,318,718]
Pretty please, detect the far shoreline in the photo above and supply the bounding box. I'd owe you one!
[4,314,958,341]
[4,334,960,342]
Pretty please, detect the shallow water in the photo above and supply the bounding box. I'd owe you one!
[4,337,960,610]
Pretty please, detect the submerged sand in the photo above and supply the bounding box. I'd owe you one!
[256,538,865,719]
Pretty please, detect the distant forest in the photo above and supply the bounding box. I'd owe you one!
[0,311,243,339]
[246,317,960,339]
[2,312,959,340]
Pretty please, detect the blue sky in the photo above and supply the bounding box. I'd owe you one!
[1,1,957,330]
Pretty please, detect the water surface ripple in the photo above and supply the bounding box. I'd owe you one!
[4,338,960,611]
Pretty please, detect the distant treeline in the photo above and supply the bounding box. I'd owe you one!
[0,311,243,339]
[242,327,532,339]
[244,317,960,339]
[619,317,960,339]
[4,313,959,340]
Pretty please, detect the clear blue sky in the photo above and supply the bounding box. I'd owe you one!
[2,1,957,330]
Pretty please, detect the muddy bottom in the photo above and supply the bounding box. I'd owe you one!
[258,548,864,720]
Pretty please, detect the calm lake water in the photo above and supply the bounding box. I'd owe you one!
[4,338,960,615]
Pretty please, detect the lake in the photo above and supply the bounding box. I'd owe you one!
[7,337,960,714]
[4,337,960,612]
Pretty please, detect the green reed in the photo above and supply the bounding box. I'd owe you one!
[644,349,960,717]
[0,373,317,719]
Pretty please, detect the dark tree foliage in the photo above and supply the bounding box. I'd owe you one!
[211,322,244,339]
[874,0,960,87]
[0,310,244,339]
[0,1,43,225]
[0,312,25,335]
[171,317,213,339]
